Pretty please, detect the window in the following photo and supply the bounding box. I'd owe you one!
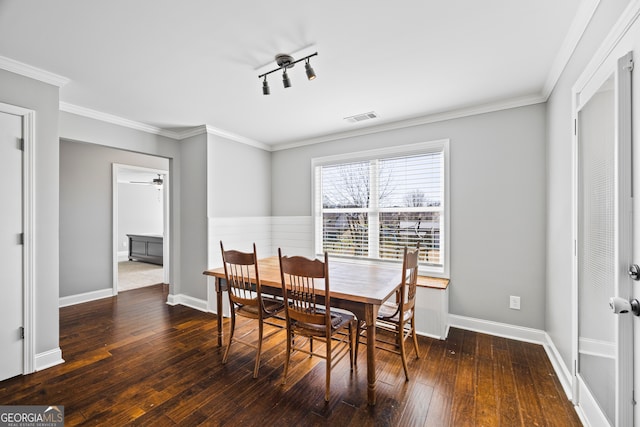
[313,140,449,276]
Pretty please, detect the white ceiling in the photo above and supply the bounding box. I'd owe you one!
[0,0,587,149]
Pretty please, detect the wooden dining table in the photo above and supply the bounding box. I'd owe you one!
[203,255,403,405]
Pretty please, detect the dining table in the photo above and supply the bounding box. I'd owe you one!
[203,255,403,406]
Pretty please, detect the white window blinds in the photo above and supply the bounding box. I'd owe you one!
[313,141,448,273]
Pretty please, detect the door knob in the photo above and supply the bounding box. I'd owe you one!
[609,296,640,316]
[628,264,640,280]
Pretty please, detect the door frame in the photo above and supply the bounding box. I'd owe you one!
[571,52,634,426]
[0,102,35,375]
[112,163,170,294]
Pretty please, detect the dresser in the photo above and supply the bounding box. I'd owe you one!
[127,234,163,265]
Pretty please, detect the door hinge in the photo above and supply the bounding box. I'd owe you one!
[574,119,577,136]
[19,327,24,340]
[18,233,24,245]
[17,138,24,151]
[624,58,634,72]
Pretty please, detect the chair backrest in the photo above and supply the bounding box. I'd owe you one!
[400,243,420,313]
[220,241,262,309]
[278,249,330,328]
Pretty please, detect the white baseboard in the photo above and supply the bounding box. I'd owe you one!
[167,293,209,312]
[416,329,450,341]
[576,376,611,427]
[59,288,114,307]
[35,347,64,371]
[448,314,546,344]
[543,332,574,400]
[117,250,128,262]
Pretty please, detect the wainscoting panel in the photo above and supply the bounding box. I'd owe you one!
[271,216,314,258]
[207,216,273,267]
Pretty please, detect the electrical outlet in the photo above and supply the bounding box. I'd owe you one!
[123,239,128,248]
[509,295,521,310]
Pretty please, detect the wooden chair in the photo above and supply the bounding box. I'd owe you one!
[355,244,421,381]
[220,241,284,378]
[278,249,356,402]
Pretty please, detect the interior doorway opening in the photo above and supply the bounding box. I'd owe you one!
[113,164,169,293]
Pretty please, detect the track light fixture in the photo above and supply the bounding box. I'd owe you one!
[258,52,317,95]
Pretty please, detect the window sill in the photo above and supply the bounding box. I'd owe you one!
[417,275,449,290]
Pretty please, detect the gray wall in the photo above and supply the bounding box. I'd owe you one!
[178,132,274,301]
[208,136,271,217]
[545,0,631,371]
[272,104,547,329]
[59,140,169,296]
[178,133,208,300]
[0,69,60,355]
[59,112,182,294]
[58,115,274,302]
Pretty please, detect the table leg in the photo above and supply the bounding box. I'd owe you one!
[365,304,378,405]
[216,277,223,347]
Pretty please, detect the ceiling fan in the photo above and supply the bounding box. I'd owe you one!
[130,174,164,186]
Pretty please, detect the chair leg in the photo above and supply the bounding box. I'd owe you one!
[222,309,236,364]
[354,321,361,366]
[349,321,354,371]
[399,321,410,381]
[253,319,264,379]
[309,336,313,356]
[325,334,332,402]
[411,316,420,359]
[282,329,292,385]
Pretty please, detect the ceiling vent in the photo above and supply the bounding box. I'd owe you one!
[344,111,378,123]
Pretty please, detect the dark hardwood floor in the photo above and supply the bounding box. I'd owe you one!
[0,284,582,426]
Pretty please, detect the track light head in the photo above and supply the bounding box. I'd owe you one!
[262,77,270,95]
[282,70,291,88]
[305,60,316,80]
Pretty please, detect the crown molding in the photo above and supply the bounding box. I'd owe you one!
[542,0,601,96]
[0,55,70,87]
[174,125,207,139]
[271,93,547,151]
[60,102,181,139]
[60,102,272,150]
[204,125,271,151]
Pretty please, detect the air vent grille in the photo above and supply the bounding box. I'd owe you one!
[344,111,378,123]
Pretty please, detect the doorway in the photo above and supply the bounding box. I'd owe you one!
[573,52,634,426]
[0,102,35,380]
[113,164,169,293]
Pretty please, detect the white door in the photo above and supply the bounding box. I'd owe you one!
[574,52,633,426]
[0,110,24,381]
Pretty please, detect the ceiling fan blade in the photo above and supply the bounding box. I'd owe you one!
[126,174,163,185]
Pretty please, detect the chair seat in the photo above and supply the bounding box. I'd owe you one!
[292,309,354,335]
[237,296,284,317]
[377,301,413,322]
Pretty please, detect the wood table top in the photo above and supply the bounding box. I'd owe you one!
[204,255,404,306]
